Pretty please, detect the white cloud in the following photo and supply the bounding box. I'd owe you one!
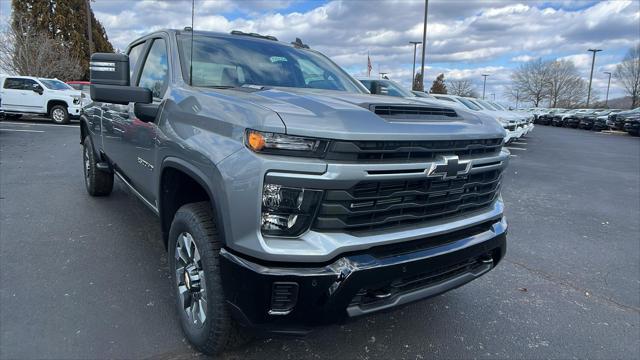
[2,0,636,104]
[511,55,536,62]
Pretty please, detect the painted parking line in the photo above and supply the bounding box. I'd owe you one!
[0,121,78,128]
[0,128,45,133]
[506,146,527,151]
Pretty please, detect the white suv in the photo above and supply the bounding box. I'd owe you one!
[0,76,82,124]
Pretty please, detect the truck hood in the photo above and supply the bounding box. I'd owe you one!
[234,88,505,141]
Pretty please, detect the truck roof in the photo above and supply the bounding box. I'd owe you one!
[129,28,301,50]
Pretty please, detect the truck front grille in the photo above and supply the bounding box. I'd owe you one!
[324,138,503,163]
[313,169,502,232]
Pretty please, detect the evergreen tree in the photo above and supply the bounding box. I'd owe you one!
[430,73,447,94]
[412,72,424,91]
[11,0,113,79]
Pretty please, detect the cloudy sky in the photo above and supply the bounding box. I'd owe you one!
[1,0,638,105]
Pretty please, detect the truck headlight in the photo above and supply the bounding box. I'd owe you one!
[261,183,322,237]
[246,130,328,157]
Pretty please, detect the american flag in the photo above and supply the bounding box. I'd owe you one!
[367,52,372,77]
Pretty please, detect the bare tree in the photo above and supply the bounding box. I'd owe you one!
[546,60,587,107]
[448,79,477,97]
[0,14,83,80]
[510,58,550,107]
[615,45,640,108]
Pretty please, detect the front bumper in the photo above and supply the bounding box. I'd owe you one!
[68,103,82,118]
[624,122,640,133]
[220,217,507,334]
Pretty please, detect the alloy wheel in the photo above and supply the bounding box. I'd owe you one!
[175,232,207,328]
[52,108,65,123]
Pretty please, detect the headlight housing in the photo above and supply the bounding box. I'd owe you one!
[246,130,328,157]
[261,183,322,237]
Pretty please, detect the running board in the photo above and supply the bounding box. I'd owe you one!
[114,171,159,215]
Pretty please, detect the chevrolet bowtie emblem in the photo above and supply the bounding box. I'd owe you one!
[426,155,471,180]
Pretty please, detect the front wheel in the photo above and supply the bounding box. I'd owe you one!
[168,202,249,355]
[51,105,69,124]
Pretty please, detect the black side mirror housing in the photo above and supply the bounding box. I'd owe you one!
[32,84,43,95]
[90,85,152,105]
[134,102,160,123]
[90,53,130,86]
[89,52,152,105]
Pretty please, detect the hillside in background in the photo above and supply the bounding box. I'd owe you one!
[603,96,634,109]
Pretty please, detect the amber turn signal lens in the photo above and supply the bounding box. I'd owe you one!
[248,131,266,151]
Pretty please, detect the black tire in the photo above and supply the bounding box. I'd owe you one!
[50,104,69,124]
[168,202,249,355]
[83,135,113,196]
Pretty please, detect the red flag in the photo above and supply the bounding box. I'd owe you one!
[367,53,372,77]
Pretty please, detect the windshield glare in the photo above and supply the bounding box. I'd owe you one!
[40,79,72,90]
[178,35,363,92]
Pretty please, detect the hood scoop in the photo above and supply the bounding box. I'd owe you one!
[370,104,459,122]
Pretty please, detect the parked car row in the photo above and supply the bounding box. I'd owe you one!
[531,107,639,136]
[355,77,533,144]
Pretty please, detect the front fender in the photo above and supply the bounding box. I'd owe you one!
[159,157,232,247]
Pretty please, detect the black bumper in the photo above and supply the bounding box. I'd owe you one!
[624,122,640,133]
[220,218,507,335]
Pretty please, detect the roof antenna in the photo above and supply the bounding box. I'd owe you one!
[189,0,195,86]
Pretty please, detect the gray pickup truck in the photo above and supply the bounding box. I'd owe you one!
[82,28,508,355]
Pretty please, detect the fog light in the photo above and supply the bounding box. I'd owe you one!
[261,183,322,237]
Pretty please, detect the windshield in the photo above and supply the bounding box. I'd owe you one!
[490,102,507,111]
[474,99,499,111]
[39,79,72,90]
[456,97,482,111]
[178,35,363,92]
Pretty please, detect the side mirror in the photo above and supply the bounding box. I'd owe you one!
[90,53,130,86]
[90,52,151,105]
[32,84,43,95]
[90,85,152,105]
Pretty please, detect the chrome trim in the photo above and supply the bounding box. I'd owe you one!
[114,171,159,214]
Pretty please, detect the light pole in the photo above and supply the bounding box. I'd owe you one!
[419,0,429,89]
[481,74,489,99]
[491,93,496,101]
[586,48,602,107]
[604,71,612,107]
[409,41,421,90]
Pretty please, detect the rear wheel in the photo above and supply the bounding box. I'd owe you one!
[51,105,69,124]
[83,135,113,196]
[168,202,249,355]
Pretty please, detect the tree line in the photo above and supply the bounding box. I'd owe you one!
[508,46,640,108]
[0,0,113,81]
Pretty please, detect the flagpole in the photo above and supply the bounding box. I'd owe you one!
[367,51,371,77]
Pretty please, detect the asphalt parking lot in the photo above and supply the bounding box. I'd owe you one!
[0,120,638,359]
